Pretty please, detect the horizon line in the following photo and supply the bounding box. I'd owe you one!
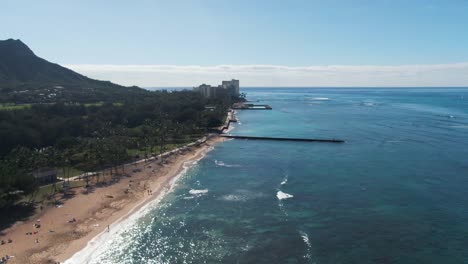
[65,63,468,87]
[145,86,468,88]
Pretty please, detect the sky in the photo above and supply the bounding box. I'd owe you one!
[2,0,468,87]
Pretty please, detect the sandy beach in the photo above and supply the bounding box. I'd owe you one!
[0,135,223,264]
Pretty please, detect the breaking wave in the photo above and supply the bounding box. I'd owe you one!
[300,230,311,248]
[189,189,208,196]
[220,189,264,202]
[277,191,294,200]
[299,230,313,261]
[214,160,241,168]
[361,102,377,106]
[310,97,330,101]
[221,194,246,202]
[64,147,214,264]
[280,174,288,186]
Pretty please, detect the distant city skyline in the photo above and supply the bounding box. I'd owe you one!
[3,0,468,86]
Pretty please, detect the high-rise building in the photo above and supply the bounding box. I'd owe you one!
[194,84,217,97]
[222,79,239,96]
[194,79,239,98]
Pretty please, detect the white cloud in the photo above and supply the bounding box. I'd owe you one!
[65,63,468,87]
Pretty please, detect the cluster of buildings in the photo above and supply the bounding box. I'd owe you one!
[193,79,239,98]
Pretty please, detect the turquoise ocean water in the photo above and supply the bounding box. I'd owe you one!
[69,88,468,264]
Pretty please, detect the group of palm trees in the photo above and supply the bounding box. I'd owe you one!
[0,117,200,207]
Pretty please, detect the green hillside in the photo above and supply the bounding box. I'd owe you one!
[0,39,146,103]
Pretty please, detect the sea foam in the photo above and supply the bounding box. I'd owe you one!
[280,174,288,186]
[299,230,312,261]
[64,146,214,264]
[221,194,246,202]
[214,160,241,168]
[189,189,208,195]
[276,191,293,200]
[221,189,264,202]
[299,231,311,248]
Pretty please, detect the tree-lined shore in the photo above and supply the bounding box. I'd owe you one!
[0,88,239,213]
[0,38,246,231]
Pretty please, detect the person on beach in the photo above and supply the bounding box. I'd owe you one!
[107,225,110,232]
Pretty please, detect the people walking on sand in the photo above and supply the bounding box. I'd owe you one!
[35,238,39,243]
[107,225,110,232]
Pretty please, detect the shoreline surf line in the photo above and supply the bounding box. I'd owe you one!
[63,141,219,264]
[0,135,225,264]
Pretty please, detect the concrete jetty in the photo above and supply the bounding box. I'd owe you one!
[232,103,272,110]
[220,135,345,143]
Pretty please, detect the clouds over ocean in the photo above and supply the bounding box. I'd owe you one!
[66,63,468,87]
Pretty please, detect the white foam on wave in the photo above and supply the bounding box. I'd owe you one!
[241,243,252,252]
[220,189,264,202]
[189,189,208,195]
[221,194,246,202]
[361,102,377,106]
[310,97,330,101]
[280,175,288,186]
[277,191,293,200]
[278,201,288,216]
[300,231,311,248]
[64,145,215,264]
[299,230,313,261]
[214,160,241,168]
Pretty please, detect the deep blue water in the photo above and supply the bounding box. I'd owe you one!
[73,88,468,264]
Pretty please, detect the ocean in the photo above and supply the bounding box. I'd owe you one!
[67,88,468,264]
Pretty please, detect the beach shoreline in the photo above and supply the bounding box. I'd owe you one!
[0,135,224,264]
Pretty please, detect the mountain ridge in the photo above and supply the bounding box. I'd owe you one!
[0,39,146,103]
